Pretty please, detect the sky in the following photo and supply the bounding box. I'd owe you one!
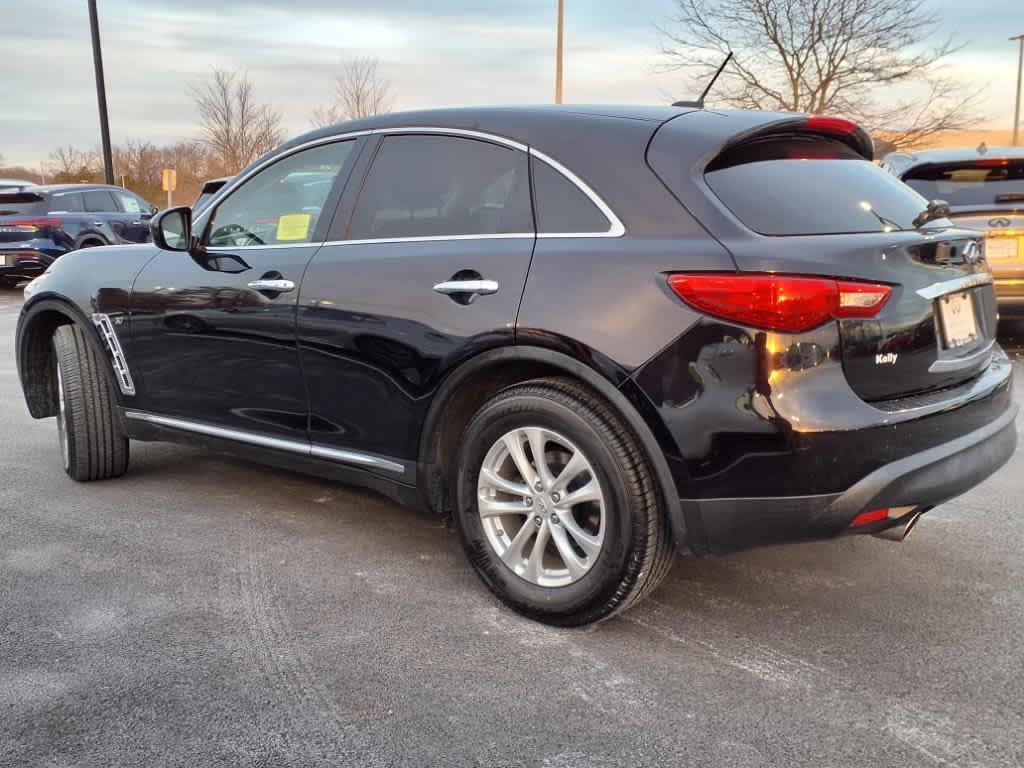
[2,0,1022,169]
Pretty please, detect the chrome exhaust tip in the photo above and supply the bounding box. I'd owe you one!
[872,507,924,543]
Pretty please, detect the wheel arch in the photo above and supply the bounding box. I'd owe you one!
[416,345,687,548]
[16,296,114,418]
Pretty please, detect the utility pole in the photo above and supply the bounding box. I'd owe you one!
[555,0,564,104]
[1012,35,1024,146]
[88,0,114,184]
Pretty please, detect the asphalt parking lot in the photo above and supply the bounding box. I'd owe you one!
[1,286,1022,768]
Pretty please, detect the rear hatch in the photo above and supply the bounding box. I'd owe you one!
[0,191,52,247]
[900,158,1024,278]
[648,112,997,402]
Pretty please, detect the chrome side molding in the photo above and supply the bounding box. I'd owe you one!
[92,313,136,396]
[123,410,406,476]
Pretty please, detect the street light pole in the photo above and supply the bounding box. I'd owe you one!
[88,0,114,184]
[1012,34,1024,146]
[555,0,564,104]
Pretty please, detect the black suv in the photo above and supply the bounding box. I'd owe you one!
[0,184,156,287]
[16,106,1017,625]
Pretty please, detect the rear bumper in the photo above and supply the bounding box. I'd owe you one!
[679,402,1018,553]
[0,248,55,281]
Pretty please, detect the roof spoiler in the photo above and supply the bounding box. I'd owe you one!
[716,115,874,162]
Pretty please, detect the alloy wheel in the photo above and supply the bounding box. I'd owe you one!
[477,426,606,588]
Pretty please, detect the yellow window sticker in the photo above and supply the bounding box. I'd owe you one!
[276,213,312,241]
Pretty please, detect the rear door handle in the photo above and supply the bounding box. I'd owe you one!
[247,278,296,293]
[432,279,499,296]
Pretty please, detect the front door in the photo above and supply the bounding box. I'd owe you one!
[297,133,536,467]
[127,139,361,441]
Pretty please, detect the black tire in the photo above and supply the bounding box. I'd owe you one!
[455,377,674,626]
[52,324,129,481]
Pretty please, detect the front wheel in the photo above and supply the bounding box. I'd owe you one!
[455,378,674,626]
[53,324,129,481]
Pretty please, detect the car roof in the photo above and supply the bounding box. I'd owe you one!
[29,183,128,195]
[882,146,1024,175]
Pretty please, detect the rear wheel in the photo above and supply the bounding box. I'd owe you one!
[455,378,674,626]
[52,324,129,481]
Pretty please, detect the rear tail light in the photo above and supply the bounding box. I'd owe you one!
[667,273,892,333]
[1,218,61,232]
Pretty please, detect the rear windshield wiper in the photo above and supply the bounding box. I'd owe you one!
[913,199,951,229]
[995,193,1024,204]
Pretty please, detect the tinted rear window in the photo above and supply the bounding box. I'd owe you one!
[349,135,532,239]
[0,192,45,216]
[532,158,611,234]
[705,136,931,235]
[903,159,1024,206]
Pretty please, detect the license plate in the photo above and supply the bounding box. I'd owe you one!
[938,291,979,349]
[986,235,1020,261]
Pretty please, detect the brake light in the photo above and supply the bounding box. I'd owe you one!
[975,158,1009,168]
[803,115,859,137]
[666,274,892,333]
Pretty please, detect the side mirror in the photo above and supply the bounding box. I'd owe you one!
[151,206,194,252]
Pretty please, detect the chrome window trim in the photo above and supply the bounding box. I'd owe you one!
[529,147,625,238]
[123,410,407,475]
[198,125,625,250]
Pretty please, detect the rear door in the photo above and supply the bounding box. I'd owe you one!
[110,189,154,243]
[127,138,361,441]
[297,132,536,469]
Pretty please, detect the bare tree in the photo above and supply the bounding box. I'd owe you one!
[190,69,284,174]
[47,145,101,182]
[660,0,983,150]
[309,57,393,128]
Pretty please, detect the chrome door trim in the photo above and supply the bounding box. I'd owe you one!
[123,410,406,475]
[916,272,994,300]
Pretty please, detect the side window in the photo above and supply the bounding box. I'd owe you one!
[207,140,355,247]
[531,157,612,235]
[50,192,84,212]
[114,191,144,214]
[83,190,118,212]
[348,135,532,240]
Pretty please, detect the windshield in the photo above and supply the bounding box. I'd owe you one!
[705,135,934,235]
[903,159,1024,207]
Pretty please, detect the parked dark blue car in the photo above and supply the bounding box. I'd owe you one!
[0,184,156,287]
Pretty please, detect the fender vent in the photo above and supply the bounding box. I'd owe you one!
[91,313,136,396]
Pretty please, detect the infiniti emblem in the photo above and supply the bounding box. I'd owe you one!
[989,217,1012,228]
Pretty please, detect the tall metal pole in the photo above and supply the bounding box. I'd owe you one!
[88,0,114,184]
[1012,35,1024,146]
[555,0,564,104]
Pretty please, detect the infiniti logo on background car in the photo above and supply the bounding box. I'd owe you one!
[988,217,1012,228]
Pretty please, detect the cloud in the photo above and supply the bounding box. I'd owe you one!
[2,0,1017,167]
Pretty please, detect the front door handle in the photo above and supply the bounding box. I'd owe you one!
[247,278,296,293]
[433,279,499,296]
